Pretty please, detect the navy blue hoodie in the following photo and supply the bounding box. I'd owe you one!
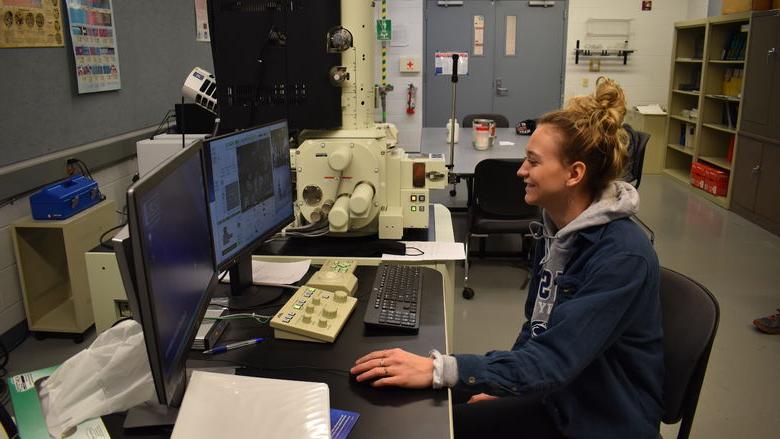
[448,182,664,438]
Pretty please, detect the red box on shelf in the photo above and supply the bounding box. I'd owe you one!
[690,162,708,191]
[704,165,729,197]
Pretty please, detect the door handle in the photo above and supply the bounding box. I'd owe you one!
[769,47,777,64]
[496,79,509,96]
[752,165,761,175]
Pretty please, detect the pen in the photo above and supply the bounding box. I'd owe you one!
[203,337,265,355]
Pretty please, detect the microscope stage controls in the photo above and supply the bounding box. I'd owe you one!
[271,286,357,343]
[305,259,359,296]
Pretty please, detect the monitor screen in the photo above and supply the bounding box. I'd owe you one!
[127,142,216,405]
[203,120,293,270]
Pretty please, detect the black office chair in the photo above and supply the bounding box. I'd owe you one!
[658,267,720,439]
[1,400,18,439]
[463,159,540,299]
[623,123,650,189]
[462,113,510,128]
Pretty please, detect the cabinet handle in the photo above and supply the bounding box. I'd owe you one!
[770,48,777,64]
[752,165,761,175]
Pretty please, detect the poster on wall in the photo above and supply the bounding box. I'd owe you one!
[194,0,209,41]
[0,0,65,48]
[65,0,121,93]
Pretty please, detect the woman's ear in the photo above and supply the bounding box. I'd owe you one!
[565,161,587,188]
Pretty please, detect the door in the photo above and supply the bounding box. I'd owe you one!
[424,0,567,127]
[731,135,762,211]
[493,2,566,123]
[740,13,780,138]
[755,142,780,223]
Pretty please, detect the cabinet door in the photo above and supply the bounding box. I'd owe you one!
[755,142,780,223]
[732,135,763,211]
[741,14,780,138]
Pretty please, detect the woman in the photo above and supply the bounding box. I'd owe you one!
[351,78,664,438]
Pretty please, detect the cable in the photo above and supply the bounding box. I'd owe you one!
[99,223,127,249]
[151,109,175,139]
[406,246,425,256]
[203,313,274,325]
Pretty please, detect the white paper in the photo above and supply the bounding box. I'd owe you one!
[221,260,311,285]
[505,15,516,56]
[382,242,465,261]
[434,52,469,76]
[391,23,408,47]
[172,372,330,439]
[473,15,484,56]
[499,141,515,146]
[635,104,667,115]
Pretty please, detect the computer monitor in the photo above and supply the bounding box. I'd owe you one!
[124,141,218,408]
[202,120,294,307]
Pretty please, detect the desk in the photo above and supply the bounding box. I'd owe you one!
[100,266,451,438]
[421,127,528,208]
[420,127,528,176]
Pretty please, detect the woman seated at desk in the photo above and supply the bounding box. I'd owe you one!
[351,78,663,439]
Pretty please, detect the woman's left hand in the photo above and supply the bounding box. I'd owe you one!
[350,348,434,388]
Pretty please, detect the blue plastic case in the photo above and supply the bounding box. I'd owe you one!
[30,176,104,220]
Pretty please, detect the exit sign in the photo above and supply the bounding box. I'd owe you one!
[376,19,392,41]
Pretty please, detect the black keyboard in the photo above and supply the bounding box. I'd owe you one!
[363,264,422,333]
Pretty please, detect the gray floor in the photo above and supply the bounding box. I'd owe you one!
[3,175,780,438]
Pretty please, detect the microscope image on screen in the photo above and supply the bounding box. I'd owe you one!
[271,126,289,168]
[236,138,273,212]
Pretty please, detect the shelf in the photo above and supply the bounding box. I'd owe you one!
[675,57,703,63]
[668,144,694,156]
[673,89,700,96]
[699,156,732,170]
[31,296,79,333]
[670,115,698,124]
[709,59,744,64]
[702,123,736,134]
[663,168,691,185]
[704,94,740,102]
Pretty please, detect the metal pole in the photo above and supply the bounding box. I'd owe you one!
[448,53,459,194]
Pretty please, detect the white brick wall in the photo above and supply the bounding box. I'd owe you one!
[563,0,690,108]
[374,0,424,151]
[0,156,137,335]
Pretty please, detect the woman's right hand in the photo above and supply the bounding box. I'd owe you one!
[467,393,499,404]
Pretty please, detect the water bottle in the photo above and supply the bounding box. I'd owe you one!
[446,118,459,144]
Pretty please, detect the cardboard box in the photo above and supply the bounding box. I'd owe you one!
[722,0,771,14]
[704,165,730,196]
[690,162,708,191]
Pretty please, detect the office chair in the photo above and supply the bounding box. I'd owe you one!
[463,159,540,299]
[623,123,650,189]
[658,267,720,439]
[1,400,18,439]
[462,113,510,128]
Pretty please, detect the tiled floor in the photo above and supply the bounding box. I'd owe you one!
[3,175,780,438]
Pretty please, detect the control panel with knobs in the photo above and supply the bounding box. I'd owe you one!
[270,286,357,343]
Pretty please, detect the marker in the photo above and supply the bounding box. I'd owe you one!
[203,337,265,355]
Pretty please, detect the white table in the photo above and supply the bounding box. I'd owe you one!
[420,127,528,176]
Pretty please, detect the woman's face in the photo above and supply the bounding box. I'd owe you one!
[516,124,573,208]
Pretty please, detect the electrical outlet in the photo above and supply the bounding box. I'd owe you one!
[581,77,589,88]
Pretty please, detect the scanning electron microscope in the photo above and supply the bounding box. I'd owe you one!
[289,1,447,240]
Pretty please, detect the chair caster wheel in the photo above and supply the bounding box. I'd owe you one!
[450,189,457,197]
[33,332,45,341]
[462,287,475,300]
[73,335,84,344]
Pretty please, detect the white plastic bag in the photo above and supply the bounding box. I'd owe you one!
[39,320,155,438]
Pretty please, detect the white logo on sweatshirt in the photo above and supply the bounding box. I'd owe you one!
[531,269,562,337]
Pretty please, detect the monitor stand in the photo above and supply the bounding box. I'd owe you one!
[123,402,178,429]
[226,256,285,310]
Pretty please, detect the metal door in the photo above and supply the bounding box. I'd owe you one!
[424,1,496,127]
[493,1,566,123]
[423,1,567,127]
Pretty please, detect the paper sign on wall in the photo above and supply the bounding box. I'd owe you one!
[66,0,121,94]
[473,15,484,56]
[505,15,516,56]
[434,52,468,76]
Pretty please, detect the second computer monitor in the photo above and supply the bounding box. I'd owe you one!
[202,121,293,301]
